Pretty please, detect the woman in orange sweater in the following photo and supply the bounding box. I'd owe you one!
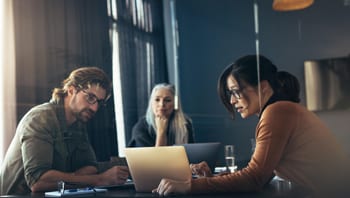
[153,55,350,197]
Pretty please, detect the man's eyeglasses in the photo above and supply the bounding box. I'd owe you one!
[81,90,106,107]
[226,89,242,100]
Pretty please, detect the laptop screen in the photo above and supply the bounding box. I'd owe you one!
[179,142,221,172]
[124,146,192,192]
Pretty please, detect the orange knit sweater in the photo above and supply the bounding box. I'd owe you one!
[191,101,350,195]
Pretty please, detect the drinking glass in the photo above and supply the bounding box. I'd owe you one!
[57,181,65,195]
[225,145,235,172]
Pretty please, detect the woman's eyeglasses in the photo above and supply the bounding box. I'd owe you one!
[226,89,242,100]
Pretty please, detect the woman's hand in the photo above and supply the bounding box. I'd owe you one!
[152,178,191,196]
[155,116,169,146]
[155,116,169,135]
[190,161,213,177]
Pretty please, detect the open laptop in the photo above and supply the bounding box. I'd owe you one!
[124,146,192,192]
[179,142,221,172]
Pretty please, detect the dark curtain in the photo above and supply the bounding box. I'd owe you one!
[13,0,117,161]
[109,0,168,144]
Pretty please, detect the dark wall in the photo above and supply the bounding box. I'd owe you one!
[175,0,350,165]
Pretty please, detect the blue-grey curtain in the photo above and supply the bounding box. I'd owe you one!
[109,0,168,144]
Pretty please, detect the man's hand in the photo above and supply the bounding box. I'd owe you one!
[99,166,129,186]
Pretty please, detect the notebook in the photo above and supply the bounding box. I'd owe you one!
[95,179,134,189]
[124,146,192,192]
[179,142,221,172]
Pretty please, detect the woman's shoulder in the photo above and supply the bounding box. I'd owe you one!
[132,116,150,129]
[263,101,306,119]
[268,101,305,112]
[184,114,192,122]
[137,116,147,122]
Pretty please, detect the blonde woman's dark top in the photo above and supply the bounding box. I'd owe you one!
[128,116,195,147]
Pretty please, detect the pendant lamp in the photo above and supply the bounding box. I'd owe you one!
[273,0,314,11]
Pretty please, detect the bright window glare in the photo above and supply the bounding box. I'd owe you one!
[111,0,157,156]
[0,0,5,163]
[0,0,17,164]
[112,27,126,157]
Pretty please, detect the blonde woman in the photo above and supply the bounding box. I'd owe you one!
[128,83,194,147]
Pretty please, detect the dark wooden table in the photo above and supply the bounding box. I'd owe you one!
[0,178,311,198]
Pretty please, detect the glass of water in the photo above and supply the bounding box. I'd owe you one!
[225,145,235,173]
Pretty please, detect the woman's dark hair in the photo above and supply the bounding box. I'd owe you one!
[217,55,279,118]
[277,71,300,103]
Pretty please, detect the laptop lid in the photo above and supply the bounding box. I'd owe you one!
[179,142,221,172]
[124,146,192,192]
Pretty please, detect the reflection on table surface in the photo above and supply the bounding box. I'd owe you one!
[0,177,311,198]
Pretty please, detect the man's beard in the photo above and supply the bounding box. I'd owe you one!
[75,108,95,123]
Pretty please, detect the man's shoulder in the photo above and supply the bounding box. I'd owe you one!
[20,102,61,124]
[15,102,62,137]
[28,102,58,115]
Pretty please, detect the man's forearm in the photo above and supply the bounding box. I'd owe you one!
[74,166,98,175]
[30,167,100,192]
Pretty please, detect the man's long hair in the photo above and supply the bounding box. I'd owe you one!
[51,67,112,103]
